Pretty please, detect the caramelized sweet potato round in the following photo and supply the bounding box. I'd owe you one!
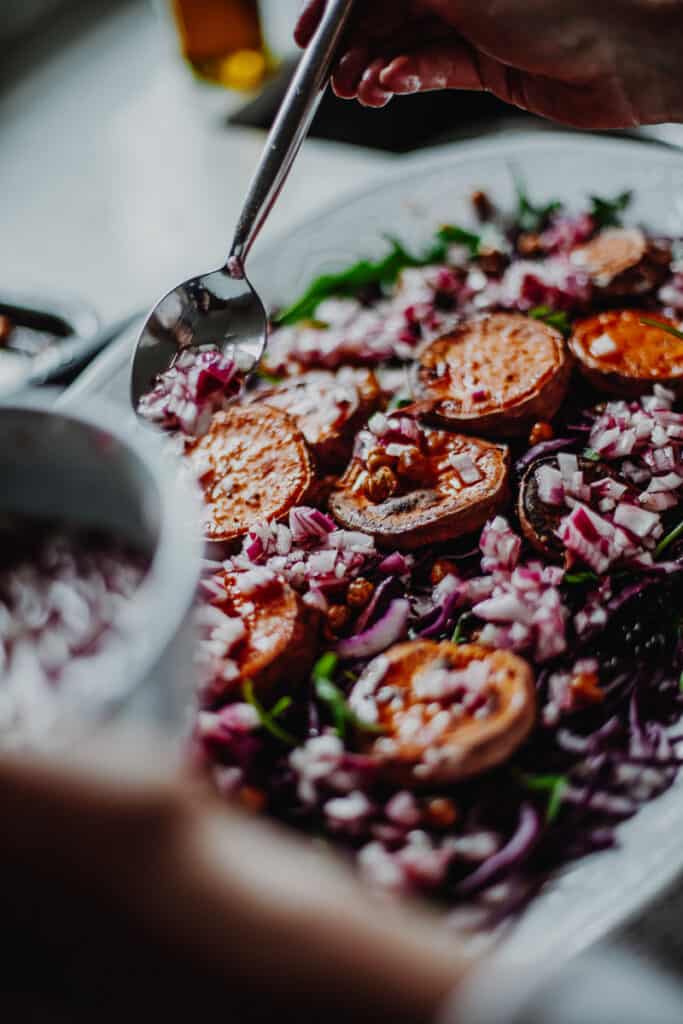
[329,430,509,550]
[571,228,669,297]
[252,367,381,471]
[349,640,536,785]
[185,406,313,544]
[517,453,628,561]
[569,309,683,397]
[203,569,318,701]
[418,313,571,436]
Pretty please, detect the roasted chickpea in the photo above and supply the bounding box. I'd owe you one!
[471,189,493,222]
[396,446,432,486]
[430,560,454,586]
[327,604,350,633]
[366,447,395,474]
[529,421,554,447]
[571,672,604,704]
[477,247,509,276]
[347,577,375,609]
[366,466,398,504]
[425,797,458,828]
[517,232,544,257]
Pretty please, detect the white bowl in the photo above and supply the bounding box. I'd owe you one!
[0,391,203,744]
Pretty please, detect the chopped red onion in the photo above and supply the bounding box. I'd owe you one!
[535,463,564,506]
[613,502,659,539]
[137,348,241,437]
[0,526,147,748]
[479,516,521,572]
[337,599,410,659]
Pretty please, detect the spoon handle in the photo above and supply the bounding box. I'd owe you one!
[228,0,356,272]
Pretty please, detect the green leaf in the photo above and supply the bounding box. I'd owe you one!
[242,680,296,747]
[313,652,339,682]
[452,612,475,645]
[589,190,633,229]
[515,180,562,234]
[639,317,683,341]
[387,396,413,412]
[563,570,598,586]
[529,306,571,338]
[679,671,683,694]
[520,772,568,823]
[656,519,683,559]
[275,237,418,325]
[436,224,481,258]
[270,696,293,719]
[582,448,601,462]
[313,652,384,739]
[274,224,480,326]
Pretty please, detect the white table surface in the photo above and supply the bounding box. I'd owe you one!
[3,0,683,987]
[0,0,391,324]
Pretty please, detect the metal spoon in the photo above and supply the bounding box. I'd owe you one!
[130,0,355,410]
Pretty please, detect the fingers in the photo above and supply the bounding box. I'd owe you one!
[331,18,460,103]
[294,0,326,48]
[379,39,484,94]
[332,44,373,99]
[357,57,394,108]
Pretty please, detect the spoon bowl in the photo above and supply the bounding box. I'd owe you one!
[129,0,355,413]
[130,267,266,409]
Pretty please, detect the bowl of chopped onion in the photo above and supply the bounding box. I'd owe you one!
[0,392,202,749]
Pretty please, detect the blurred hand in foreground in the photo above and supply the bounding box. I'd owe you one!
[296,0,683,128]
[0,729,468,1024]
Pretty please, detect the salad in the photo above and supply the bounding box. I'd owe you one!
[140,184,683,929]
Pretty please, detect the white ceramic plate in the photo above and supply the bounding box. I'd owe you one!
[63,131,683,967]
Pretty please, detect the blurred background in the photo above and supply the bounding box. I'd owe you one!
[0,0,535,339]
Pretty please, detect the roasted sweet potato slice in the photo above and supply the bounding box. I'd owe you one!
[251,367,381,471]
[569,309,683,397]
[200,568,318,702]
[571,228,669,297]
[349,640,536,785]
[517,453,629,560]
[328,428,509,551]
[185,406,313,544]
[417,313,571,436]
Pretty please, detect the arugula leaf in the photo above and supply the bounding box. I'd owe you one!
[520,772,568,823]
[529,305,571,338]
[387,396,413,412]
[589,190,633,229]
[563,570,598,586]
[313,652,384,739]
[582,448,601,462]
[242,680,296,746]
[452,612,475,645]
[679,671,683,694]
[640,317,683,341]
[515,181,562,234]
[436,224,481,258]
[314,652,339,682]
[271,695,293,718]
[275,224,480,326]
[656,518,683,559]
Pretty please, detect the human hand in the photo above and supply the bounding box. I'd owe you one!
[296,0,683,128]
[0,728,469,1023]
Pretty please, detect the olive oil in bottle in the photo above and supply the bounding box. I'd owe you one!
[171,0,268,91]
